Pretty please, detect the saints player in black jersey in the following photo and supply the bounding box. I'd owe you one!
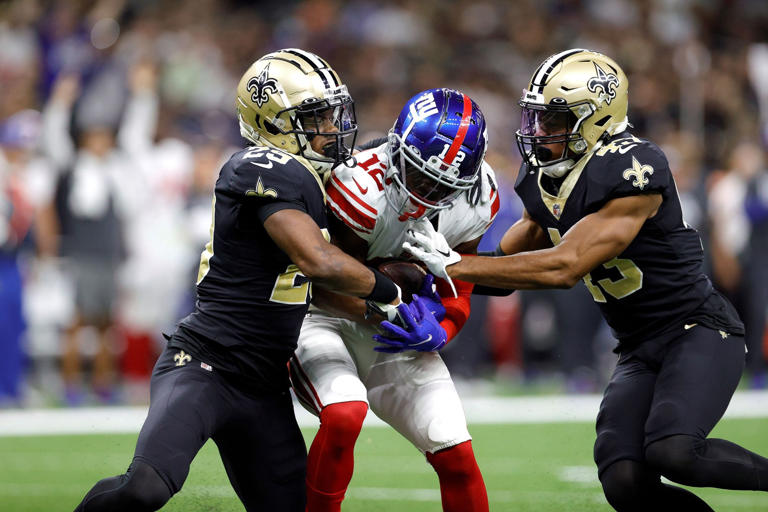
[404,49,768,511]
[74,49,403,512]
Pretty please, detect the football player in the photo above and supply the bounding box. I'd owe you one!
[403,49,768,511]
[73,49,403,512]
[290,88,500,512]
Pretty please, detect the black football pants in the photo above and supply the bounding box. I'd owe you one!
[75,346,307,511]
[594,325,768,511]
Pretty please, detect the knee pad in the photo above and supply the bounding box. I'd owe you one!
[319,401,368,444]
[594,430,626,476]
[645,435,701,479]
[599,460,657,511]
[77,459,172,512]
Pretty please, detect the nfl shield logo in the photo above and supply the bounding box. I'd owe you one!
[553,203,561,218]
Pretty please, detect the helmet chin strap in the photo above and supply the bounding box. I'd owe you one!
[540,159,576,178]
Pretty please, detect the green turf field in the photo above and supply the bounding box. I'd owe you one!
[2,419,767,511]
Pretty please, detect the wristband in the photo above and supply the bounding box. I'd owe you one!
[362,268,399,304]
[477,244,506,257]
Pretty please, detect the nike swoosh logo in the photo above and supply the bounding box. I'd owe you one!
[415,334,433,345]
[351,177,368,194]
[437,249,451,257]
[684,323,698,330]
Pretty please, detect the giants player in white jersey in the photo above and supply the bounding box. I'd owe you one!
[290,88,500,512]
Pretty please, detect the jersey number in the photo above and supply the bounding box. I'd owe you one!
[197,196,216,284]
[270,264,311,304]
[547,228,643,303]
[243,147,292,169]
[269,228,329,304]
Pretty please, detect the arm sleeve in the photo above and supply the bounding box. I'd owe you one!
[436,277,474,343]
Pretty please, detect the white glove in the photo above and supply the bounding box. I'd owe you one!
[402,222,461,297]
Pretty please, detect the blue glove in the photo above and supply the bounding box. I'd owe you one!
[417,273,445,322]
[373,295,447,353]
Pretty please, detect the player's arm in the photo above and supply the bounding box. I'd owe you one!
[434,236,479,341]
[470,208,547,295]
[307,215,376,322]
[447,193,662,289]
[498,208,551,255]
[263,208,398,304]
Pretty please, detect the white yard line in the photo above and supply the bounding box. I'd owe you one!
[0,391,767,437]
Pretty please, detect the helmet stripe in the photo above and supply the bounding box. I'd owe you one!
[284,48,338,89]
[532,48,586,93]
[442,94,472,165]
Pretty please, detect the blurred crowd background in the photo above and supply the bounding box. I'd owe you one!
[2,0,768,407]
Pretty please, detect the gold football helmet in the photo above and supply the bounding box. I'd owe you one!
[236,48,357,172]
[516,49,629,177]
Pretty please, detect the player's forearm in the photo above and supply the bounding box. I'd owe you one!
[311,289,372,323]
[448,246,581,290]
[299,242,376,297]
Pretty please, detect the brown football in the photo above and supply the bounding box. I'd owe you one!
[377,260,426,303]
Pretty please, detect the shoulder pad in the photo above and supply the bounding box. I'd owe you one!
[587,135,671,204]
[224,146,323,202]
[325,159,385,235]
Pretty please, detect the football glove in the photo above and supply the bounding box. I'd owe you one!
[417,273,446,322]
[373,295,447,353]
[364,284,403,323]
[402,222,461,297]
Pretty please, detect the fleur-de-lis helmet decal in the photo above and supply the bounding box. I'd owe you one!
[587,62,620,105]
[247,63,279,108]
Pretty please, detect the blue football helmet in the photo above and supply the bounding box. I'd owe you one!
[385,88,488,217]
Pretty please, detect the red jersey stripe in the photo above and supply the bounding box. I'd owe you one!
[329,174,377,215]
[328,202,372,234]
[327,185,376,230]
[490,190,501,221]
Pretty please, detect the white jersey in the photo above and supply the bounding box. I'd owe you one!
[326,143,500,257]
[292,142,501,454]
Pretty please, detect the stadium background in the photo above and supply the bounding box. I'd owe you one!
[1,0,768,510]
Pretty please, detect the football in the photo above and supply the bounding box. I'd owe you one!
[377,260,427,303]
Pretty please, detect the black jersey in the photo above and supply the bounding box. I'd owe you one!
[515,132,743,350]
[172,145,328,392]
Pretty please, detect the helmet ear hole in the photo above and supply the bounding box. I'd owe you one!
[263,120,281,136]
[593,115,610,127]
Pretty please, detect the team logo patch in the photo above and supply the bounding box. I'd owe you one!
[587,62,620,105]
[247,63,278,107]
[174,350,192,367]
[246,176,278,198]
[622,156,654,190]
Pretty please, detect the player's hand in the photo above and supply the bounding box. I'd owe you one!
[373,295,447,353]
[417,274,445,322]
[402,223,460,297]
[365,284,403,322]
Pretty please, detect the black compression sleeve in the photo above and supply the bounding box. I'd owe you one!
[361,268,399,303]
[477,244,506,257]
